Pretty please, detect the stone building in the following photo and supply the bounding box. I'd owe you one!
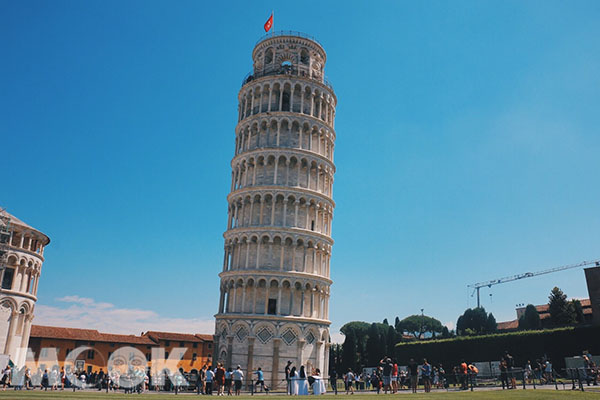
[28,325,213,375]
[214,31,337,389]
[0,209,50,366]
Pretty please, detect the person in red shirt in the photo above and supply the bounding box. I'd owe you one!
[215,363,226,396]
[391,361,399,393]
[460,360,468,390]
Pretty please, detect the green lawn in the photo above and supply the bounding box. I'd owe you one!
[0,390,598,400]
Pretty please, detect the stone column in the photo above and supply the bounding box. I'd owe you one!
[226,336,234,369]
[4,310,19,354]
[271,338,281,389]
[316,341,324,371]
[246,337,255,390]
[268,88,272,112]
[297,339,305,369]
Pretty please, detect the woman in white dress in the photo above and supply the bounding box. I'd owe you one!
[297,366,309,395]
[290,367,298,395]
[312,369,326,395]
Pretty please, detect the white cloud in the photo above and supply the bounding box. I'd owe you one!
[34,295,214,335]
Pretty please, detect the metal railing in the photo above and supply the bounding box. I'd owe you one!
[241,67,334,91]
[255,31,323,48]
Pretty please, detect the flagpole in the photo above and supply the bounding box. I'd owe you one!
[272,10,274,36]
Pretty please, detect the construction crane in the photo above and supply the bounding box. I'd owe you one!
[468,259,600,308]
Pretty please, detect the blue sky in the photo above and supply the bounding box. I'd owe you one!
[2,1,599,340]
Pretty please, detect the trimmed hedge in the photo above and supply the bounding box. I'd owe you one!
[395,325,600,371]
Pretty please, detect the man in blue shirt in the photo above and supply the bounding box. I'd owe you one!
[255,368,265,392]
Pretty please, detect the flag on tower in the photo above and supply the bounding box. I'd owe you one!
[264,13,273,32]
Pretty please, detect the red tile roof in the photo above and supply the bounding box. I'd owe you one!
[143,331,206,343]
[195,334,214,342]
[31,325,155,345]
[496,320,519,331]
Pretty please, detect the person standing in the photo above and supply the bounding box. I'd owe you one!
[379,358,393,394]
[215,363,226,396]
[391,360,399,393]
[298,366,309,395]
[198,365,206,395]
[232,365,244,396]
[289,367,298,395]
[285,361,292,395]
[205,366,214,395]
[408,359,419,393]
[254,367,265,392]
[421,359,431,393]
[225,367,233,396]
[329,369,338,395]
[345,369,354,395]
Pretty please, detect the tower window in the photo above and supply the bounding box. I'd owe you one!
[268,299,277,315]
[1,268,14,290]
[311,221,315,231]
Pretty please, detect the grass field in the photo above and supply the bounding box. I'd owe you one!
[0,390,598,400]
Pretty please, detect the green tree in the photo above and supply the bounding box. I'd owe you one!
[386,325,398,355]
[486,313,497,333]
[548,287,576,327]
[396,315,443,339]
[456,307,497,336]
[518,304,541,330]
[571,299,585,325]
[341,330,358,371]
[383,318,389,325]
[441,326,454,338]
[340,321,370,366]
[365,323,385,365]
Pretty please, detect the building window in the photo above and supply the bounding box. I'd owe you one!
[146,345,151,349]
[180,341,185,347]
[1,268,14,290]
[87,350,95,360]
[110,343,115,348]
[108,352,112,358]
[192,353,197,361]
[66,349,72,357]
[165,352,169,359]
[268,299,277,315]
[146,353,151,361]
[165,341,170,347]
[208,344,212,349]
[193,343,198,348]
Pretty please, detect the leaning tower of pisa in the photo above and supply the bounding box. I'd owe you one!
[0,208,49,367]
[214,31,337,388]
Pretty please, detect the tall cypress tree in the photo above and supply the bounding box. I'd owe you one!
[548,287,576,327]
[518,304,541,330]
[342,330,358,371]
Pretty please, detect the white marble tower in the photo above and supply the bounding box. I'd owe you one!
[214,31,337,389]
[0,209,49,367]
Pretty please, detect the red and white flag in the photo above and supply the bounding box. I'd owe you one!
[264,13,273,32]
